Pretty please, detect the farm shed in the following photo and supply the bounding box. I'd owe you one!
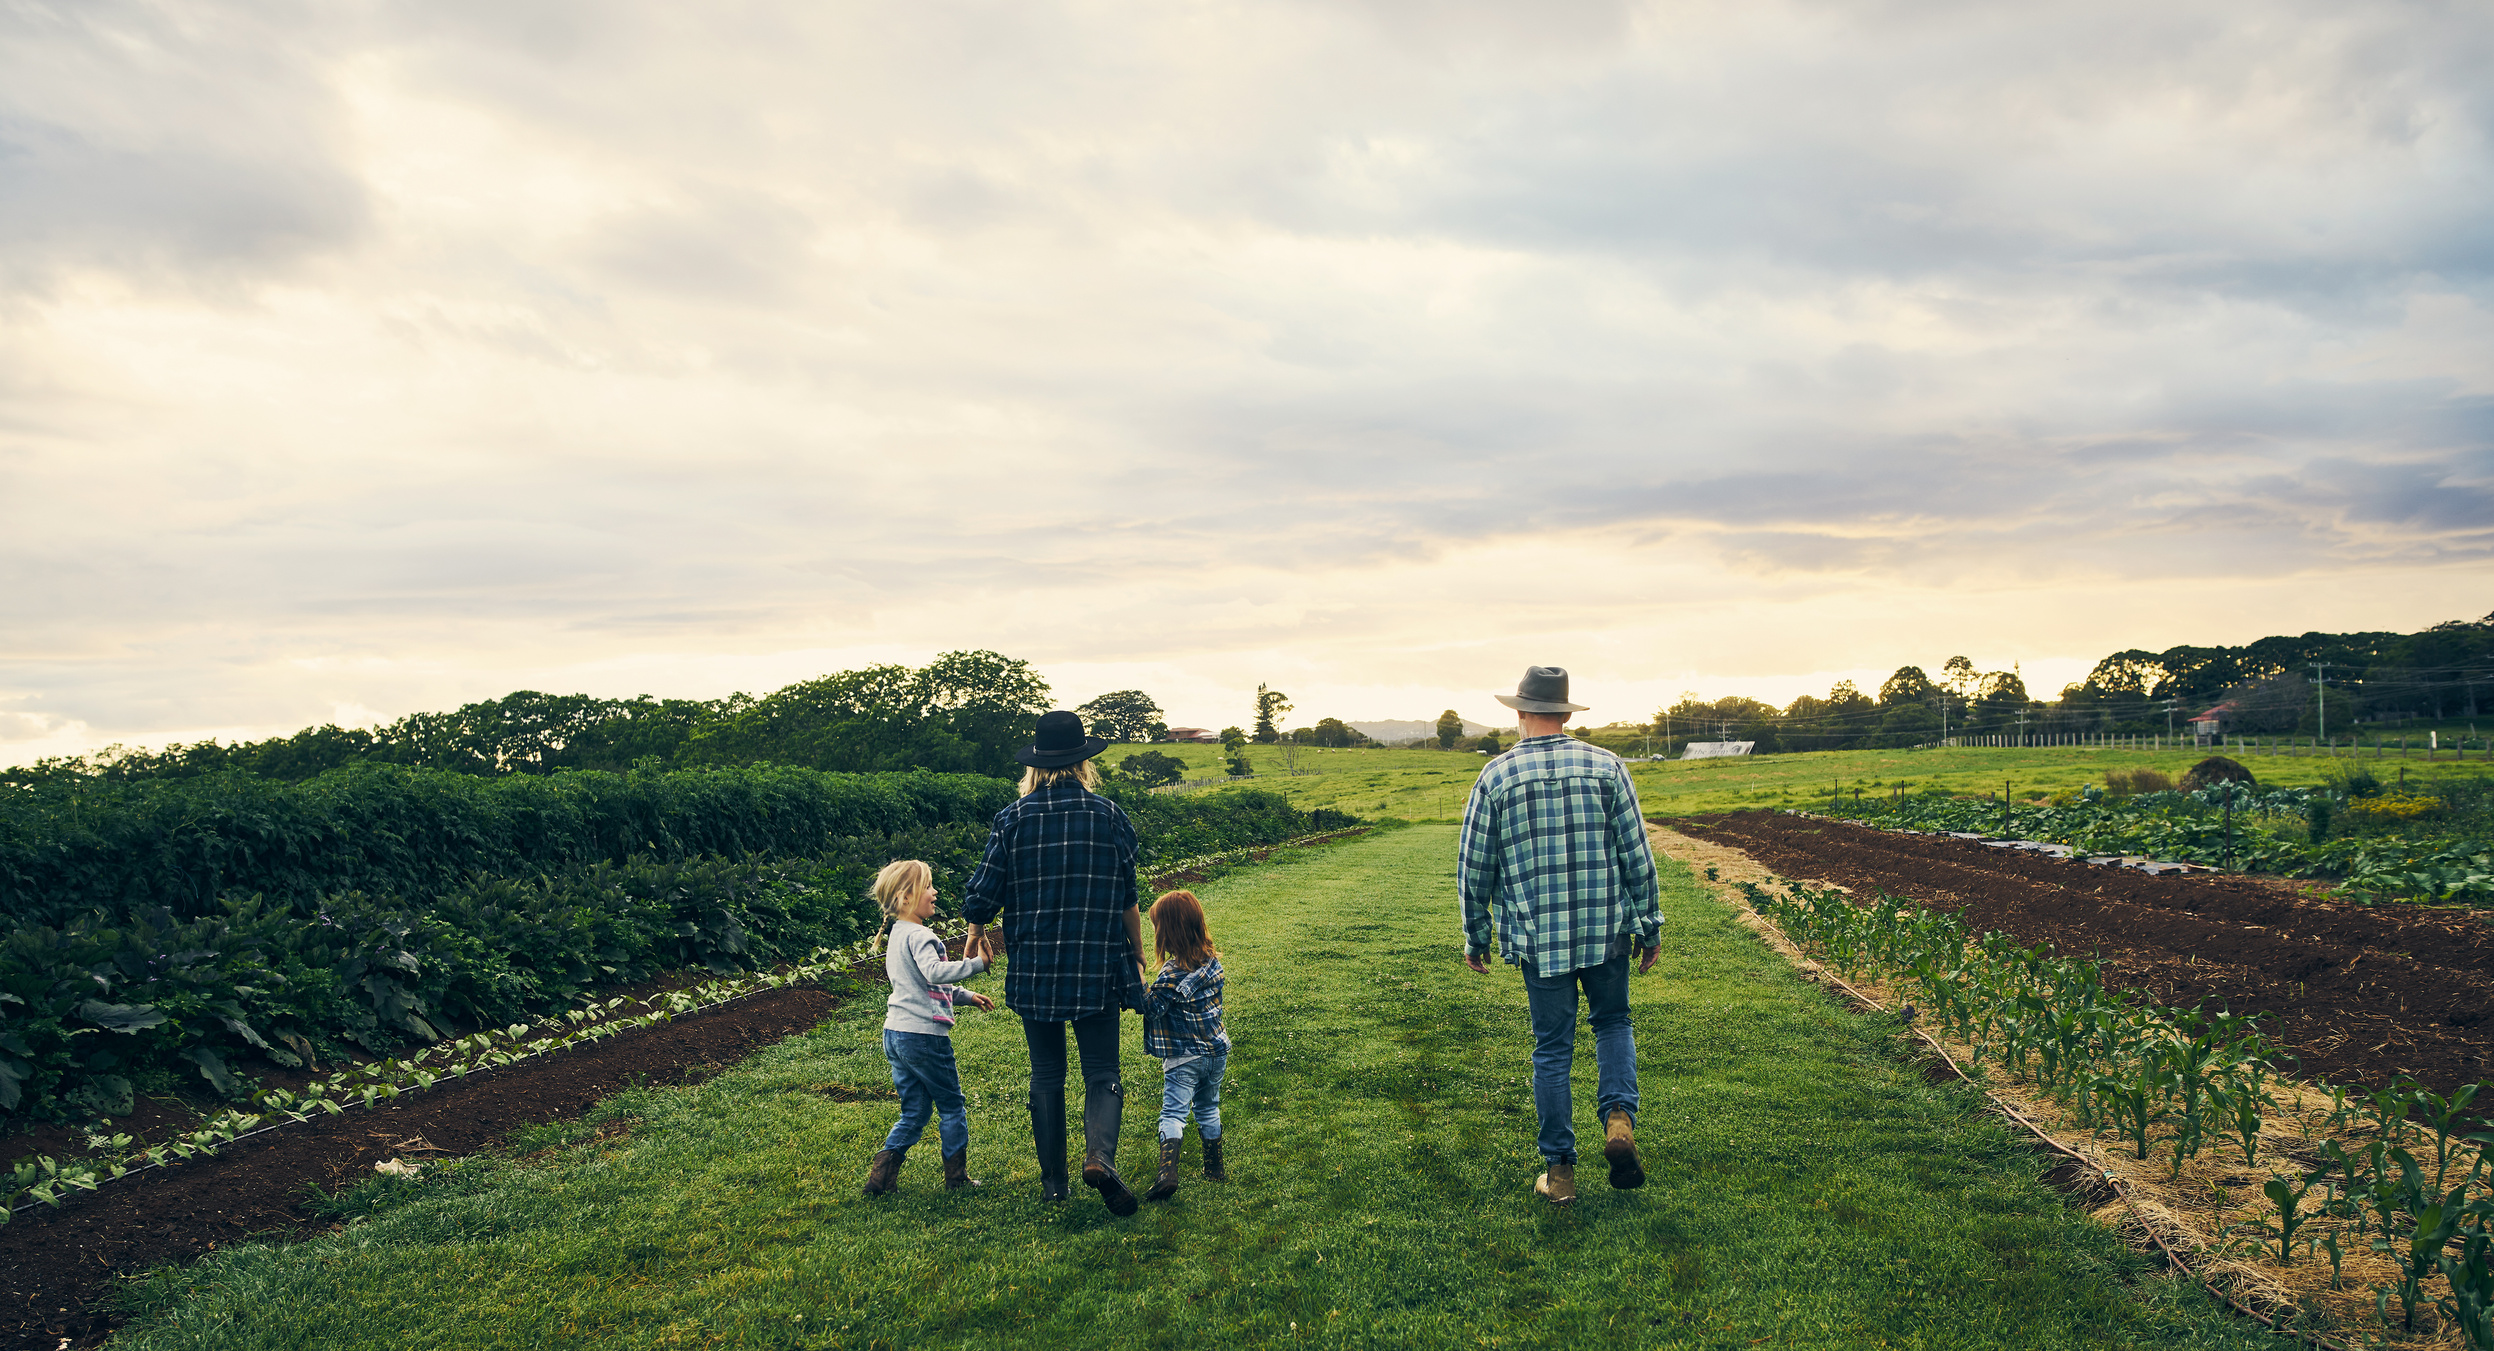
[1161,727,1219,743]
[2186,701,2237,741]
[1679,741,1755,760]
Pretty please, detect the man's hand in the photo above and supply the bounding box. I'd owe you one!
[1636,943,1660,975]
[964,926,991,961]
[966,991,996,1011]
[1464,952,1492,975]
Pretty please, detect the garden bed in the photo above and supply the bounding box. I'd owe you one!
[0,978,841,1349]
[1669,811,2494,1094]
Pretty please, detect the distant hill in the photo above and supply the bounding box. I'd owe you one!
[1349,718,1495,743]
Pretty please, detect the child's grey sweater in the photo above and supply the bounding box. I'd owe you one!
[882,920,989,1035]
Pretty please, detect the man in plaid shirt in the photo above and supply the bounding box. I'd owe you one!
[1459,666,1662,1207]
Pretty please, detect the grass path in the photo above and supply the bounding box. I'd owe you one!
[113,827,2269,1349]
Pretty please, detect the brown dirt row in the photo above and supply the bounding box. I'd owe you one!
[0,982,840,1350]
[1668,811,2494,1096]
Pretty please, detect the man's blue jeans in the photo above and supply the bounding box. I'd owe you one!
[1158,1049,1226,1142]
[881,1029,969,1156]
[1521,937,1638,1165]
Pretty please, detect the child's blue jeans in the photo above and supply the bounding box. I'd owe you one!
[1157,1049,1226,1141]
[881,1029,969,1156]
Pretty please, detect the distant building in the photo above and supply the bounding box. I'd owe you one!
[2187,702,2238,742]
[1680,741,1755,760]
[1162,727,1219,743]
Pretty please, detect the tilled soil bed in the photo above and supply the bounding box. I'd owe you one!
[1671,811,2494,1096]
[0,982,838,1350]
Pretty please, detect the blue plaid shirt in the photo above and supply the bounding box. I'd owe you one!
[962,781,1146,1021]
[1142,957,1228,1059]
[1458,734,1662,974]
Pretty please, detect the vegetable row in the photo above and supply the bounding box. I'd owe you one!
[1742,878,2493,1346]
[1824,783,2493,904]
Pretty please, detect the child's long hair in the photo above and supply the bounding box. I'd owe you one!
[871,859,932,953]
[1149,890,1218,970]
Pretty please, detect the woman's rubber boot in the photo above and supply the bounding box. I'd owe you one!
[1145,1138,1182,1202]
[1201,1134,1226,1181]
[943,1148,982,1190]
[862,1148,905,1197]
[1031,1094,1070,1201]
[1083,1153,1140,1216]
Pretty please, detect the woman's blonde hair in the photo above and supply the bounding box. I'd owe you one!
[1017,760,1100,796]
[870,859,933,949]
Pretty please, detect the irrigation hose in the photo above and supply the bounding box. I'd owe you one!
[1799,961,2362,1351]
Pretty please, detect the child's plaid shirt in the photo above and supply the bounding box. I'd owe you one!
[1141,957,1227,1059]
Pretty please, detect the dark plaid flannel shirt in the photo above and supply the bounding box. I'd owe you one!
[1141,957,1227,1059]
[962,781,1145,1022]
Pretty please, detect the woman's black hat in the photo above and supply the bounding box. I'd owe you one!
[1016,709,1110,768]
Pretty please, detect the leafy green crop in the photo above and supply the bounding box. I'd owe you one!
[0,774,1353,1123]
[1739,875,2494,1348]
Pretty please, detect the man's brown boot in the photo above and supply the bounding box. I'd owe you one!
[1145,1138,1183,1202]
[1534,1162,1577,1206]
[942,1148,982,1190]
[1201,1135,1226,1181]
[1603,1109,1645,1189]
[862,1148,905,1197]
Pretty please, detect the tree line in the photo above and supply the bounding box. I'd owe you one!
[5,652,1176,787]
[1642,614,2493,755]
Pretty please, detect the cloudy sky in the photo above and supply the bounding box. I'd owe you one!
[4,0,2489,758]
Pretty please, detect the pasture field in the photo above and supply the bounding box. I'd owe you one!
[111,827,2267,1349]
[1132,741,2484,821]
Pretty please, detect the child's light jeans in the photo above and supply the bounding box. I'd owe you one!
[1157,1048,1226,1141]
[881,1029,969,1156]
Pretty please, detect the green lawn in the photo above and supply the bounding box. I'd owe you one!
[114,827,2271,1350]
[1128,739,2484,821]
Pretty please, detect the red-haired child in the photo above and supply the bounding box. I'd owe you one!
[1141,889,1228,1201]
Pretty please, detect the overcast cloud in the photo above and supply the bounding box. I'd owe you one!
[3,0,2490,754]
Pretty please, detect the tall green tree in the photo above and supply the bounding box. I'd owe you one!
[1434,709,1463,749]
[1253,684,1292,744]
[1878,666,1935,706]
[1076,690,1166,743]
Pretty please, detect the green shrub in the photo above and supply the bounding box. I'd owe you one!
[0,778,1348,1123]
[0,764,1015,925]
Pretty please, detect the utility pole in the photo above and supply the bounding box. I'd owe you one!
[2015,709,2028,747]
[2310,662,2331,741]
[2162,697,2177,743]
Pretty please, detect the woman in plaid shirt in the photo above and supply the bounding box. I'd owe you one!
[962,710,1151,1214]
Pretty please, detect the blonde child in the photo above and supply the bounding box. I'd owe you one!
[862,859,994,1196]
[1140,889,1229,1201]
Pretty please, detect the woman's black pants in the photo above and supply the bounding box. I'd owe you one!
[1022,1008,1123,1185]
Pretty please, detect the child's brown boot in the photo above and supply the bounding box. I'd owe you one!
[1201,1134,1226,1181]
[1535,1163,1576,1206]
[1146,1138,1182,1201]
[942,1148,981,1190]
[863,1148,905,1197]
[1603,1109,1645,1189]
